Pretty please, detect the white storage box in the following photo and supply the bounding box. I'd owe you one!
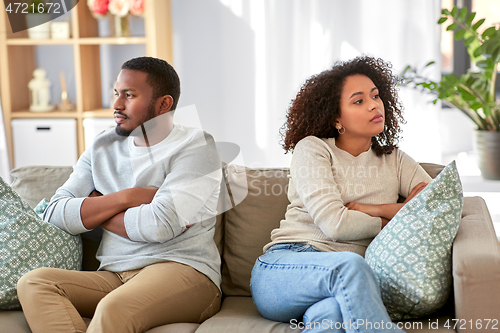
[12,118,78,168]
[83,118,116,150]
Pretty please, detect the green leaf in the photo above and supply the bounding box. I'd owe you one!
[464,36,476,46]
[465,12,476,25]
[451,6,458,18]
[438,17,448,24]
[457,86,477,101]
[442,8,451,15]
[426,61,435,67]
[470,102,484,111]
[482,27,497,38]
[483,39,500,54]
[447,23,458,31]
[473,46,483,57]
[472,18,485,31]
[455,29,466,40]
[476,59,490,69]
[492,45,500,63]
[458,7,468,21]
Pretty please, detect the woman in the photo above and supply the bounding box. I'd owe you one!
[250,56,432,333]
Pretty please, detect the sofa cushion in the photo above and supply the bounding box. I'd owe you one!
[0,311,31,332]
[196,296,295,333]
[0,177,82,309]
[365,161,463,320]
[10,165,74,208]
[221,166,290,296]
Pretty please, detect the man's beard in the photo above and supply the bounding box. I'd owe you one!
[115,101,157,137]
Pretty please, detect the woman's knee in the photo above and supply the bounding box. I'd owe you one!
[341,252,371,271]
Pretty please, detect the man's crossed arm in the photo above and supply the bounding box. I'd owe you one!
[81,187,158,239]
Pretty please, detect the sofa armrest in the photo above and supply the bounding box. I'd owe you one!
[452,196,500,332]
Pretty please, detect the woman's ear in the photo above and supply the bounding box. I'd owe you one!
[334,120,342,130]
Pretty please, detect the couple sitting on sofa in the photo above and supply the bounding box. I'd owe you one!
[15,55,434,333]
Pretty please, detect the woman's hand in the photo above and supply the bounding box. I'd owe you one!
[345,202,381,217]
[404,182,428,203]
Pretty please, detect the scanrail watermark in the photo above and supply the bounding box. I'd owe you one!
[289,318,421,330]
[290,318,500,330]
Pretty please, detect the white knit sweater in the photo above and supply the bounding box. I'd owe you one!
[264,136,432,256]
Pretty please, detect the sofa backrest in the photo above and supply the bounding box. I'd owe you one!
[219,165,290,296]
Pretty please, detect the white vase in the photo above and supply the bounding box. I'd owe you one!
[26,14,52,39]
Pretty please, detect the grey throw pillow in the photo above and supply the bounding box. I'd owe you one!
[365,161,463,320]
[0,176,82,310]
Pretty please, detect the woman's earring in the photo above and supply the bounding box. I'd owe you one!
[337,125,345,135]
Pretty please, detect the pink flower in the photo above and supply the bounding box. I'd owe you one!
[129,0,145,16]
[108,0,130,17]
[87,0,109,15]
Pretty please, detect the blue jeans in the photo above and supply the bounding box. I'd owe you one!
[250,243,404,333]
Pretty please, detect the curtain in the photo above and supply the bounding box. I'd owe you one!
[0,95,11,182]
[172,0,442,167]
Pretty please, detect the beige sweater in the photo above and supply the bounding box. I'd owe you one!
[264,136,432,256]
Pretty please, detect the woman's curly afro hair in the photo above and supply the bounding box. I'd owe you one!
[279,55,405,156]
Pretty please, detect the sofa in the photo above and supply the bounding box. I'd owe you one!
[1,163,500,332]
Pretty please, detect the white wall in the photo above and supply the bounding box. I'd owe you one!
[171,0,443,167]
[24,1,444,168]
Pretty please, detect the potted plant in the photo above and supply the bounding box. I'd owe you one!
[25,0,52,39]
[402,6,500,180]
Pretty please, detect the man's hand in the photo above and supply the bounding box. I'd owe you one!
[89,190,102,197]
[92,187,159,239]
[404,182,428,203]
[81,186,158,231]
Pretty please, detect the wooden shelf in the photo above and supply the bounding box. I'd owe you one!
[79,37,148,45]
[7,38,76,45]
[0,0,173,169]
[10,110,78,119]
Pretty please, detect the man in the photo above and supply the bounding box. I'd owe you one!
[17,57,222,333]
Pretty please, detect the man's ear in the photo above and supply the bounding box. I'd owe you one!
[158,95,174,114]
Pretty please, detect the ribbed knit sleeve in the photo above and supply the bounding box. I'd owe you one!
[397,149,433,198]
[42,149,94,235]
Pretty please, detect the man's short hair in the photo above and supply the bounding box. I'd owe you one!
[121,57,181,110]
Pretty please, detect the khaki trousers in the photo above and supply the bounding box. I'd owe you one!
[17,261,221,333]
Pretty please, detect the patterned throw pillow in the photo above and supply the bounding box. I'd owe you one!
[0,177,82,310]
[365,161,463,321]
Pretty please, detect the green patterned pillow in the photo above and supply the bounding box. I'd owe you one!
[0,177,82,310]
[365,161,463,321]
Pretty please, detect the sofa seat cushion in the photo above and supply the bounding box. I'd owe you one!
[0,311,199,333]
[196,296,455,333]
[0,311,31,333]
[196,296,295,333]
[145,323,199,333]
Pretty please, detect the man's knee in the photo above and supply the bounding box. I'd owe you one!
[94,292,125,317]
[17,267,58,300]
